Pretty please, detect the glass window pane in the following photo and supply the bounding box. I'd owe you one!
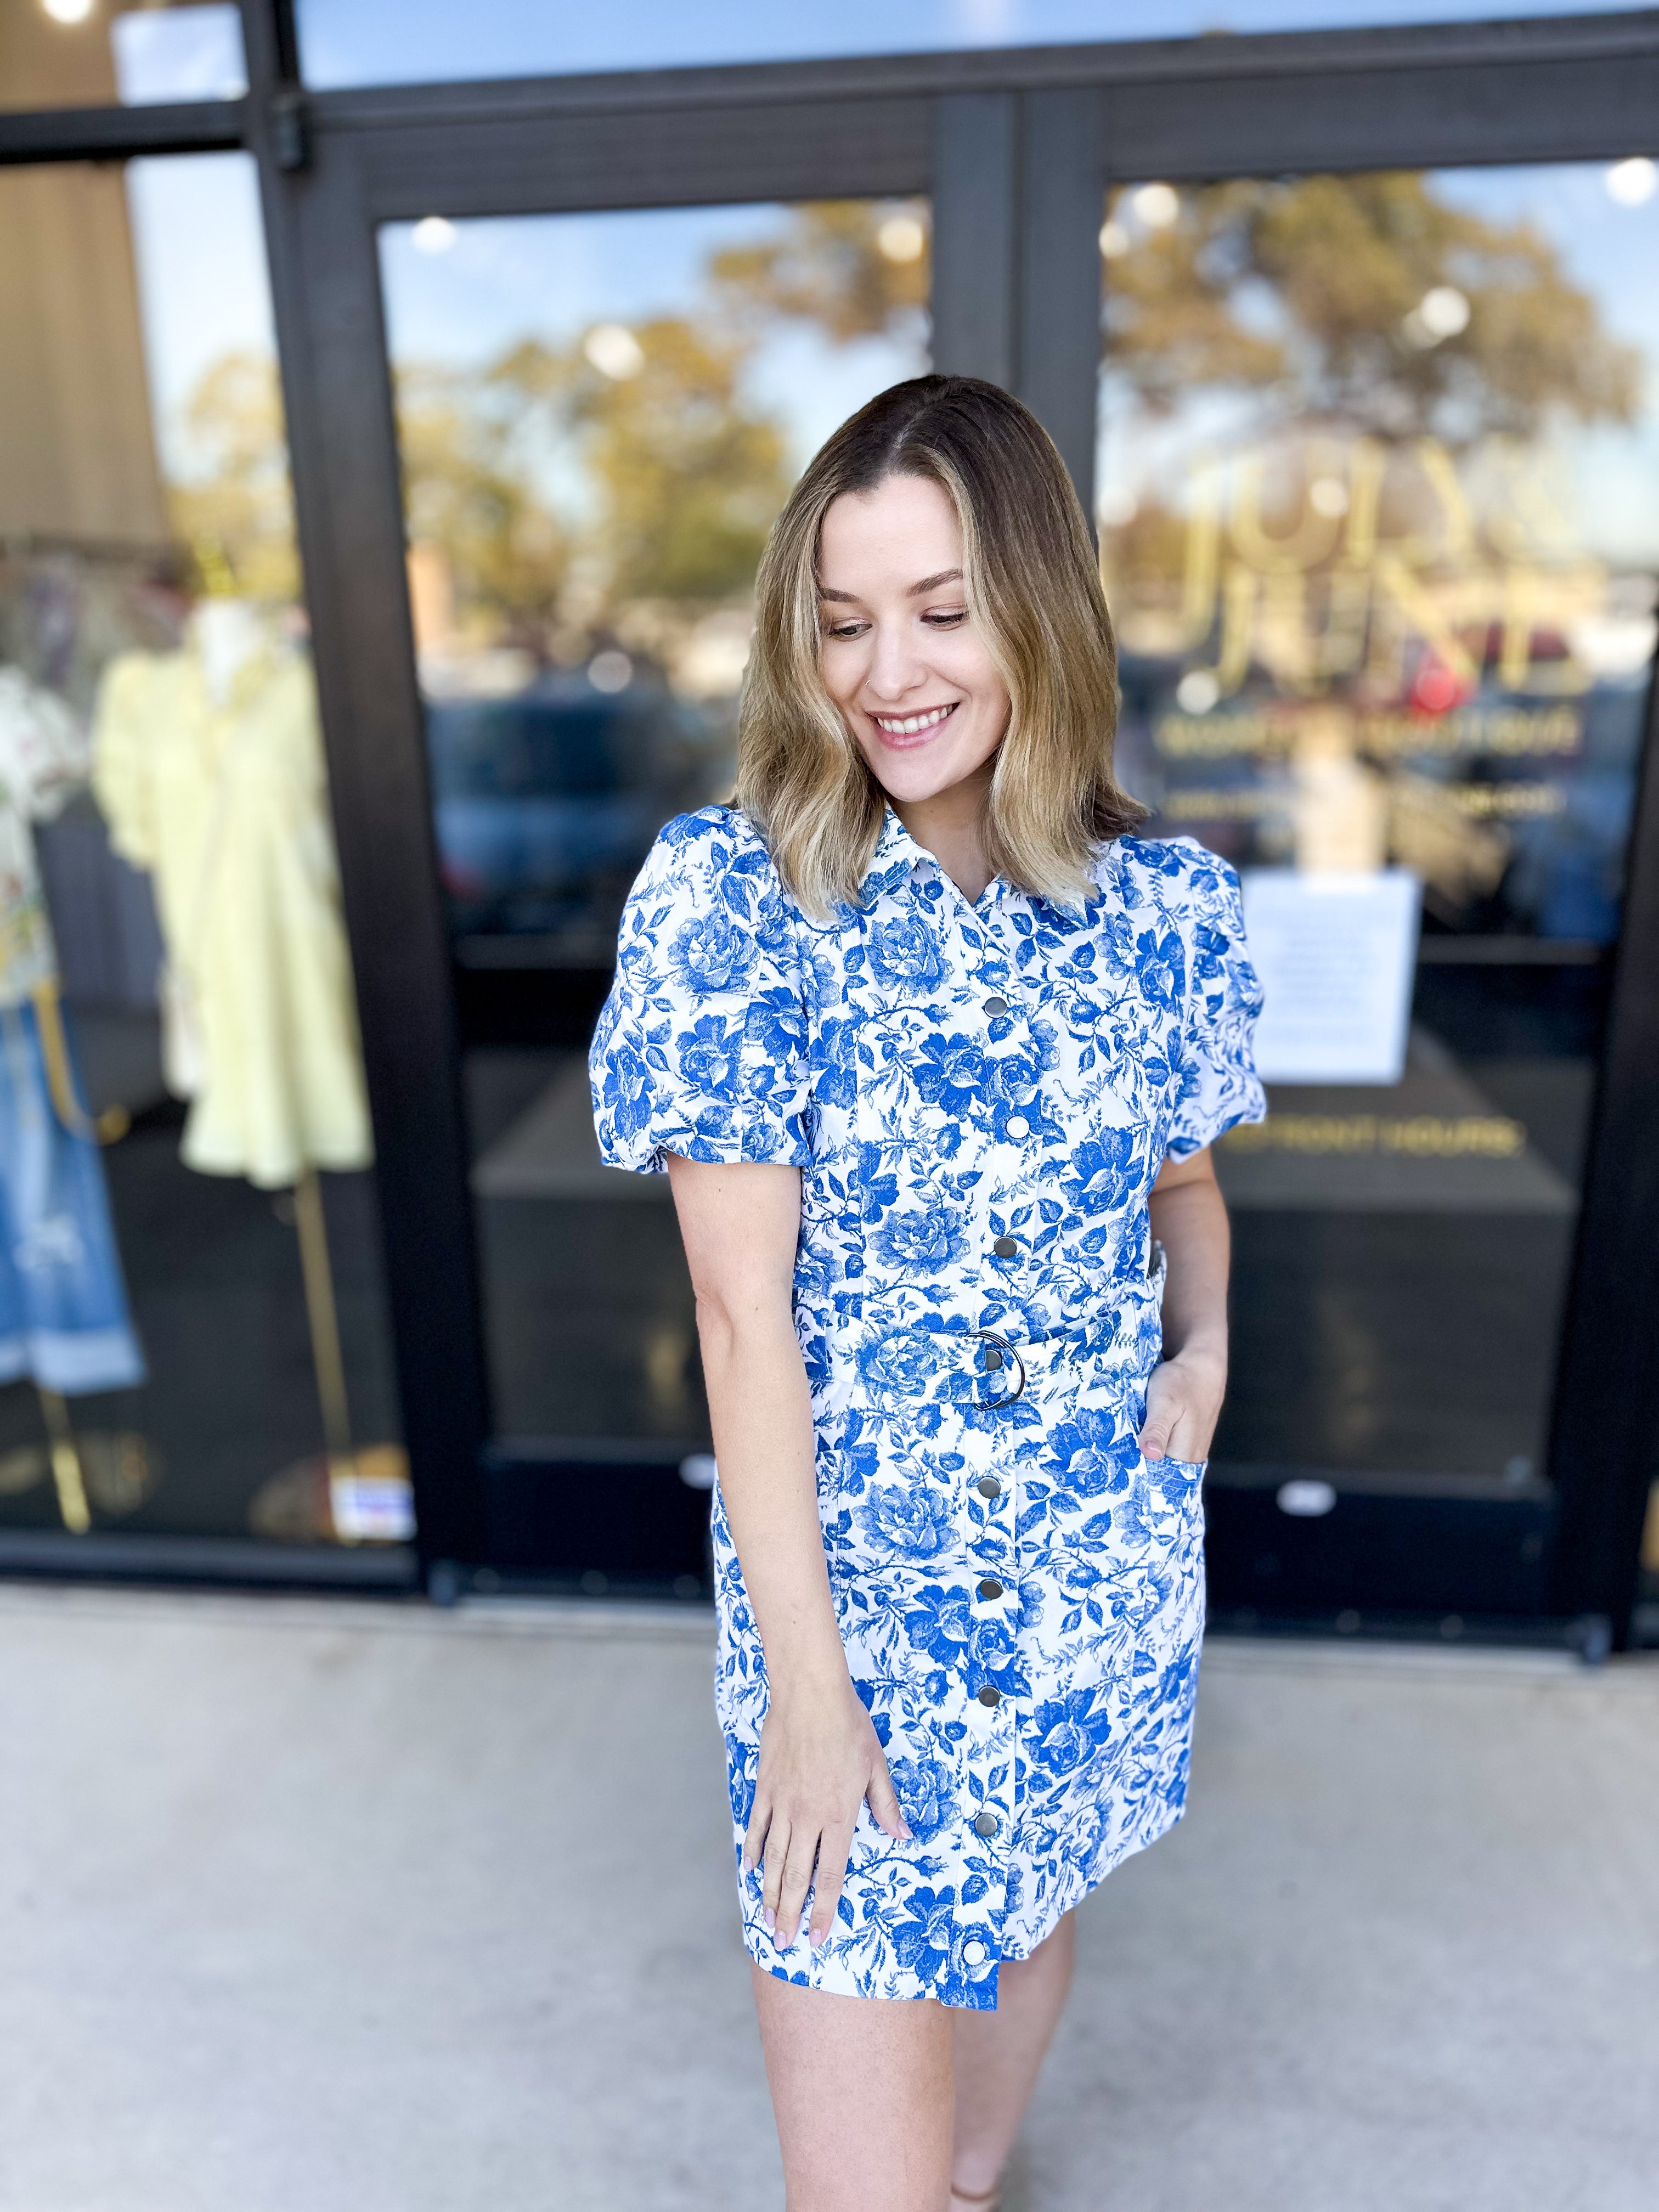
[380,199,929,1444]
[296,0,1653,91]
[0,151,404,1555]
[1096,161,1659,1532]
[0,3,245,112]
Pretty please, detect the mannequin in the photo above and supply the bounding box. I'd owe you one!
[92,590,407,1542]
[191,596,268,709]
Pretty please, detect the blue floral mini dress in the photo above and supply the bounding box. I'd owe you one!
[590,803,1265,2010]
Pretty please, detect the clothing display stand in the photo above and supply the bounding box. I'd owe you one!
[257,1172,412,1543]
[181,608,388,1526]
[294,1164,356,1488]
[37,1386,90,1533]
[29,979,157,1531]
[0,1411,156,1527]
[91,596,409,1547]
[0,669,153,1536]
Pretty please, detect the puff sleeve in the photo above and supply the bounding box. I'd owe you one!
[1166,840,1267,1158]
[589,808,812,1174]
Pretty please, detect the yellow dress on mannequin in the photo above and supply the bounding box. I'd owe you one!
[91,618,373,1189]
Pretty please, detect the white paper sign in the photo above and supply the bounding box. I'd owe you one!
[330,1471,417,1543]
[1241,870,1421,1084]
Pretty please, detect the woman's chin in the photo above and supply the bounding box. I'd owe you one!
[864,746,992,810]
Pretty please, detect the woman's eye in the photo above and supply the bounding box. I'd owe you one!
[823,621,867,641]
[925,610,968,629]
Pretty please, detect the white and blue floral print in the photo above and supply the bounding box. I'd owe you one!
[590,803,1265,2010]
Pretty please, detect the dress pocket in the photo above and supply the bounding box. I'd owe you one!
[1132,1447,1206,1554]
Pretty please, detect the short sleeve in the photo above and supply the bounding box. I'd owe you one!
[1166,841,1267,1158]
[589,809,811,1175]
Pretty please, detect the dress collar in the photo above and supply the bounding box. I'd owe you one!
[853,804,1104,929]
[853,803,1039,919]
[855,804,938,906]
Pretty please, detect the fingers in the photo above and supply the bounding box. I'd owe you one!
[760,1812,791,1931]
[1138,1364,1186,1460]
[741,1790,771,1875]
[865,1750,912,1842]
[1138,1401,1176,1459]
[749,1734,918,1956]
[773,1822,821,1951]
[807,1816,857,1948]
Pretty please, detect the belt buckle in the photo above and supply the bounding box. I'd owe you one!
[970,1328,1025,1406]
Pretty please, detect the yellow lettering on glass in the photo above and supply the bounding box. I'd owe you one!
[1105,431,1608,706]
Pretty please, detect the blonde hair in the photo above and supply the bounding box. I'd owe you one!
[736,374,1143,918]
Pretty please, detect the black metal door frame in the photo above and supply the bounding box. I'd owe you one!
[6,7,1657,1635]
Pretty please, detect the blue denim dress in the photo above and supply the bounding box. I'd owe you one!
[590,804,1265,2009]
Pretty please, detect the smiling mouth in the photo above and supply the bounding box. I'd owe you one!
[870,702,959,738]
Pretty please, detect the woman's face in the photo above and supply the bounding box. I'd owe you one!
[817,473,1011,810]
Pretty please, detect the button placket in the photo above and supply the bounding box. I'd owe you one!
[966,1440,1014,1944]
[968,1470,1014,1653]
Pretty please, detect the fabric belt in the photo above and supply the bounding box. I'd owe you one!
[854,1312,1152,1414]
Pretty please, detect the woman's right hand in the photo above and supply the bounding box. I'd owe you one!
[743,1672,912,1952]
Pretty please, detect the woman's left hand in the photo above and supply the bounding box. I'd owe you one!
[1138,1344,1226,1465]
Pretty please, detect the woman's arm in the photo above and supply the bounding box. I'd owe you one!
[667,1154,908,1952]
[1137,1145,1231,1463]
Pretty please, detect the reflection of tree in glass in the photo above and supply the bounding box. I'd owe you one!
[1105,173,1639,442]
[485,318,790,610]
[168,201,929,670]
[396,358,569,642]
[708,200,930,345]
[1101,174,1651,923]
[164,351,300,602]
[394,199,926,672]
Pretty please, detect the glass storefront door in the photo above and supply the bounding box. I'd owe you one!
[60,8,1638,1624]
[1096,161,1659,1620]
[376,197,929,1579]
[0,149,404,1568]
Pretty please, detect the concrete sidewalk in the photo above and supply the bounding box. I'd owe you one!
[1,1584,1654,2212]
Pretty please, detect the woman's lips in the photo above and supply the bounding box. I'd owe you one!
[868,701,959,748]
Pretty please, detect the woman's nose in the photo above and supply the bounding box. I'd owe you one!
[865,621,927,701]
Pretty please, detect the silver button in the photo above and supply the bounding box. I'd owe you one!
[976,1476,1001,1500]
[983,1346,1004,1370]
[972,1810,1000,1838]
[992,1236,1018,1258]
[962,1939,987,1966]
[983,994,1008,1017]
[1005,1113,1028,1138]
[977,1684,1001,1708]
[977,1577,1003,1600]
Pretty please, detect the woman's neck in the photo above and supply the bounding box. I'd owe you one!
[891,764,996,902]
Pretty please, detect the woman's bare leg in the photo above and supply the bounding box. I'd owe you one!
[753,1965,956,2212]
[949,1914,1077,2203]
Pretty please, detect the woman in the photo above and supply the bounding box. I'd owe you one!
[591,375,1264,2210]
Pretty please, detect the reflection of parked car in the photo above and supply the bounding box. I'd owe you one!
[425,678,727,941]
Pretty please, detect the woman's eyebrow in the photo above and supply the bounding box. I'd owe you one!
[816,567,963,602]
